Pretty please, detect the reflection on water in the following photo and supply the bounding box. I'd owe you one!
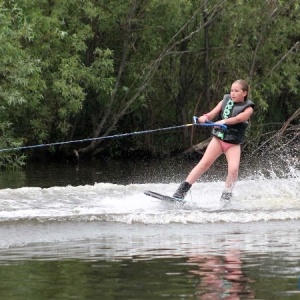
[0,155,272,189]
[0,245,299,300]
[188,250,255,299]
[0,153,298,189]
[0,159,196,189]
[0,158,299,299]
[0,221,300,299]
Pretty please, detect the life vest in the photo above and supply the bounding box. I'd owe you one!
[212,94,255,144]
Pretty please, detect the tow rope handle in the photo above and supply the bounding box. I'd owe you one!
[192,116,227,130]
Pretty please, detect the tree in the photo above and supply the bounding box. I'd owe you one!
[0,1,42,168]
[0,0,299,165]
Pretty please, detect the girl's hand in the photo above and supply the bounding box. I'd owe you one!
[215,119,226,125]
[198,115,209,123]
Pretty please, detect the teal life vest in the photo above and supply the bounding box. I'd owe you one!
[212,94,255,144]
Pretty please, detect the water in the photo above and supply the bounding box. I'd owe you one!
[0,158,300,299]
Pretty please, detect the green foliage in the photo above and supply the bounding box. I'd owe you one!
[0,0,299,164]
[0,1,43,167]
[0,121,26,169]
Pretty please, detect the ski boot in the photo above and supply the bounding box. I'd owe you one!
[173,181,192,200]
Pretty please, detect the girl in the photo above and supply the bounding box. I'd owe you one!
[173,79,255,201]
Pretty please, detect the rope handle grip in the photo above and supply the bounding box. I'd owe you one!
[192,116,227,130]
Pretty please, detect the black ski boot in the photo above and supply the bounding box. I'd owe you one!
[220,191,233,201]
[173,181,192,200]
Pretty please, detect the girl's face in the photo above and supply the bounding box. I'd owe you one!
[230,83,247,102]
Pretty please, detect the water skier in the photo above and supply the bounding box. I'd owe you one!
[173,79,255,201]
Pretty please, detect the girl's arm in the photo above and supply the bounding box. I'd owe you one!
[198,101,222,123]
[216,106,254,125]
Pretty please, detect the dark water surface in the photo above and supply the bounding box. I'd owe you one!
[0,158,300,299]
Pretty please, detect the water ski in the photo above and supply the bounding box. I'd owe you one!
[144,190,185,203]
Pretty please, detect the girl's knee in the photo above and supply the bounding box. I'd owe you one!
[198,161,212,172]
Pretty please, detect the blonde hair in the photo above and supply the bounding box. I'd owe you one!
[233,79,249,100]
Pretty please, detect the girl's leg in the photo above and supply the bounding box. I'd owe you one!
[186,137,223,184]
[173,137,223,199]
[224,144,241,192]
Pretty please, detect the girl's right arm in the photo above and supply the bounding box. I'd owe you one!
[198,101,222,123]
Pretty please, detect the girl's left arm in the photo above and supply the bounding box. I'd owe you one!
[217,106,254,125]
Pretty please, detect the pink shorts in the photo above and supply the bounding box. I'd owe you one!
[218,139,235,153]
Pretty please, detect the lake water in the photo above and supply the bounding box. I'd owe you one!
[0,156,299,299]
